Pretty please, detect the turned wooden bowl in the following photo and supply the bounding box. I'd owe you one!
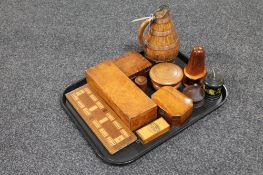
[149,63,183,90]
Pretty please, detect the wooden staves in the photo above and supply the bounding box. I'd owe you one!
[137,5,180,63]
[66,84,137,155]
[86,61,157,131]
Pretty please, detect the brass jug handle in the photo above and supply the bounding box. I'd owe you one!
[138,19,151,49]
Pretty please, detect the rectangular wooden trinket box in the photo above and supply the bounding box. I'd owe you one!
[112,51,152,80]
[86,61,157,131]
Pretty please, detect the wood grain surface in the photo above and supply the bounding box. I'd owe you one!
[136,117,170,144]
[138,5,180,63]
[65,84,137,155]
[149,63,183,90]
[86,61,157,131]
[151,86,193,126]
[112,51,152,79]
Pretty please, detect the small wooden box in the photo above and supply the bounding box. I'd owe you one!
[86,61,157,131]
[151,86,193,127]
[136,117,170,144]
[112,51,152,80]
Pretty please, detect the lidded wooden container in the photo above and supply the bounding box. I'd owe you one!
[138,5,180,63]
[149,63,183,90]
[151,86,193,127]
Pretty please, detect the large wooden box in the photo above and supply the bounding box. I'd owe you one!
[86,61,157,131]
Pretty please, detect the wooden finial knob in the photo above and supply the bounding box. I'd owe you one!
[135,76,148,92]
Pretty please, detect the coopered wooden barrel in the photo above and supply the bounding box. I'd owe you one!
[138,5,180,63]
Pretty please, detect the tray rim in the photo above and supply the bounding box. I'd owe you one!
[60,52,229,165]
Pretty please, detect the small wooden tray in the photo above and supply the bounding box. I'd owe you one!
[60,52,228,165]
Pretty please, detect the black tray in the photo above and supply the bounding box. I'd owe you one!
[60,52,228,165]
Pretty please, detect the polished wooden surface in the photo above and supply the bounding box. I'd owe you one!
[150,63,183,85]
[112,51,152,79]
[134,76,148,92]
[65,84,137,154]
[137,5,180,63]
[86,61,157,131]
[184,46,207,80]
[183,84,205,103]
[151,86,193,126]
[149,63,183,90]
[136,117,170,144]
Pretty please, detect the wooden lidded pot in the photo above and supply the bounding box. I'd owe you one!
[149,63,183,90]
[138,5,180,63]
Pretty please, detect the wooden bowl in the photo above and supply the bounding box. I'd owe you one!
[149,63,183,90]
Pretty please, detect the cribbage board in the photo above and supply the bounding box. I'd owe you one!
[65,84,137,154]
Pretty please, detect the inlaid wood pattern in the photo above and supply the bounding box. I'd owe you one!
[66,84,137,155]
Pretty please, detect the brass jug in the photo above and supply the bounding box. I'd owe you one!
[138,5,180,63]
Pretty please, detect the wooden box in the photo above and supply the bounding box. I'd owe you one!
[136,117,170,144]
[151,86,193,126]
[112,51,152,80]
[86,61,157,131]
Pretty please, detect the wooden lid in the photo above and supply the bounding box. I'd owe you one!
[149,63,183,86]
[135,76,147,85]
[112,51,152,77]
[151,86,193,117]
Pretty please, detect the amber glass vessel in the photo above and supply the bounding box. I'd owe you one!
[183,46,207,86]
